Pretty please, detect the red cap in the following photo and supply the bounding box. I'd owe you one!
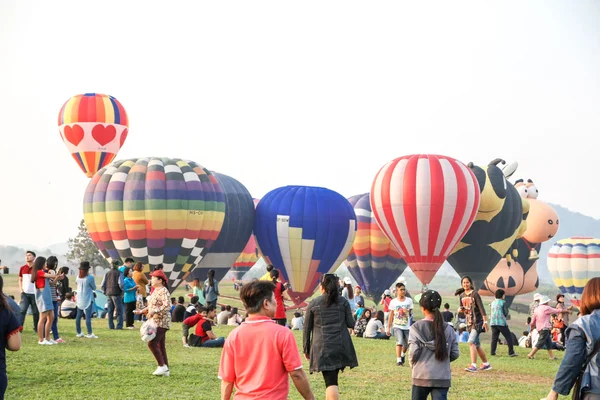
[150,270,168,284]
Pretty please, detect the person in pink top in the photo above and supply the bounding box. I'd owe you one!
[528,295,572,360]
[218,280,315,400]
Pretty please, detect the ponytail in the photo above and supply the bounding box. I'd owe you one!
[321,274,339,307]
[432,308,448,362]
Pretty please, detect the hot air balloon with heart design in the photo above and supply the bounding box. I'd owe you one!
[58,93,129,178]
[370,154,481,287]
[83,157,226,292]
[254,186,356,305]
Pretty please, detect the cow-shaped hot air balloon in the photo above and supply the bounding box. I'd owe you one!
[188,172,254,282]
[447,159,527,289]
[370,154,480,286]
[59,93,129,177]
[345,193,407,303]
[254,186,356,305]
[548,237,600,306]
[83,157,226,292]
[480,179,559,305]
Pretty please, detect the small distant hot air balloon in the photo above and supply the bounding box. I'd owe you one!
[189,172,254,282]
[83,157,226,292]
[370,154,480,286]
[58,93,129,178]
[345,193,407,303]
[548,237,600,306]
[254,186,356,305]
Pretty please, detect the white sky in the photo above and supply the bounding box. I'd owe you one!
[0,1,599,247]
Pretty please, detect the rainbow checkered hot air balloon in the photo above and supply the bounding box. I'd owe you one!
[83,157,226,292]
[547,237,600,307]
[58,93,129,178]
[254,186,356,305]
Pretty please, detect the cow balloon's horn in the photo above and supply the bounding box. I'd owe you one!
[488,158,506,166]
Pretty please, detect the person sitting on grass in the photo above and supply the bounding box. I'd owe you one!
[184,305,225,348]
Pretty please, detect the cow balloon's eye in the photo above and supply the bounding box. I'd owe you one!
[526,184,539,199]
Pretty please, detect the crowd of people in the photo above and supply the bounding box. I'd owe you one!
[3,250,600,399]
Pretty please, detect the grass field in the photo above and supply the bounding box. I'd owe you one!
[3,274,572,399]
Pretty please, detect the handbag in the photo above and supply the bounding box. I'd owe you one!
[140,318,157,342]
[572,340,600,400]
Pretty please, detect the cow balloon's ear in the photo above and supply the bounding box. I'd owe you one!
[501,161,518,179]
[468,162,474,168]
[514,178,524,184]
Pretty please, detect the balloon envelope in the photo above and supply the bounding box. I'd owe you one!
[83,157,226,292]
[370,154,480,285]
[254,186,356,305]
[548,237,600,306]
[190,172,254,282]
[345,193,407,302]
[59,93,129,178]
[230,198,261,280]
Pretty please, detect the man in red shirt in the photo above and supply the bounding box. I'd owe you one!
[18,251,38,331]
[219,281,314,400]
[183,305,225,347]
[270,270,290,327]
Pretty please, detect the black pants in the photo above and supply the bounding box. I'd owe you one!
[490,325,515,355]
[148,327,168,367]
[412,386,448,400]
[322,369,339,387]
[274,318,286,327]
[125,302,136,327]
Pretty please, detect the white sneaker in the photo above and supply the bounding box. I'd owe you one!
[38,339,51,345]
[85,333,98,339]
[48,339,57,345]
[76,333,85,338]
[183,344,190,348]
[153,365,169,376]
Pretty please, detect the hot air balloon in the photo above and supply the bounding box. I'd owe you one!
[59,93,129,177]
[480,179,559,305]
[370,154,480,286]
[188,172,255,282]
[548,237,600,306]
[83,157,226,292]
[254,186,356,305]
[230,198,261,280]
[447,159,527,289]
[345,193,407,303]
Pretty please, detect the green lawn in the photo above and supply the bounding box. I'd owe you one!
[3,274,571,399]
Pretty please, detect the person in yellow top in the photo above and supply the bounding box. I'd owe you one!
[259,265,275,281]
[132,262,149,301]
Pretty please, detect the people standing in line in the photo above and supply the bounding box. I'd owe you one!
[0,275,22,400]
[135,270,171,377]
[204,269,220,308]
[46,256,65,343]
[409,290,460,400]
[31,256,63,345]
[219,280,314,400]
[304,274,358,400]
[75,262,98,339]
[489,289,517,357]
[123,267,139,329]
[132,262,149,305]
[527,295,572,360]
[18,251,39,331]
[101,261,124,330]
[456,276,491,373]
[380,290,393,331]
[270,269,290,326]
[386,282,414,366]
[542,277,600,400]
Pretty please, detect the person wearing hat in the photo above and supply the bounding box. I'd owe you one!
[75,262,98,339]
[135,269,172,376]
[528,295,572,360]
[408,290,459,399]
[530,293,542,318]
[380,290,393,331]
[341,277,356,311]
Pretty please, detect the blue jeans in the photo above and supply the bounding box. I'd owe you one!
[367,332,389,339]
[76,302,94,335]
[19,293,39,330]
[51,301,60,340]
[412,386,449,400]
[200,337,225,348]
[107,295,124,329]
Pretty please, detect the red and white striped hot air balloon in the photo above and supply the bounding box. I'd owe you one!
[370,154,481,285]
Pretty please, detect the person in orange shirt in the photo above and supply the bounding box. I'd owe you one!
[218,281,314,400]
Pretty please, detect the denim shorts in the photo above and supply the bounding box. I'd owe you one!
[392,327,409,347]
[468,328,481,347]
[35,287,53,313]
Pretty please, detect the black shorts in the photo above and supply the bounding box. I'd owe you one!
[322,369,339,388]
[274,318,286,327]
[535,329,552,350]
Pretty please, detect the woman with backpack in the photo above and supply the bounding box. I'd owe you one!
[542,277,600,400]
[409,289,459,400]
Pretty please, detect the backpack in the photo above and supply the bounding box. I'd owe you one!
[572,340,600,400]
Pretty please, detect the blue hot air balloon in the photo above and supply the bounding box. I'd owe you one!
[189,172,254,282]
[254,186,357,305]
